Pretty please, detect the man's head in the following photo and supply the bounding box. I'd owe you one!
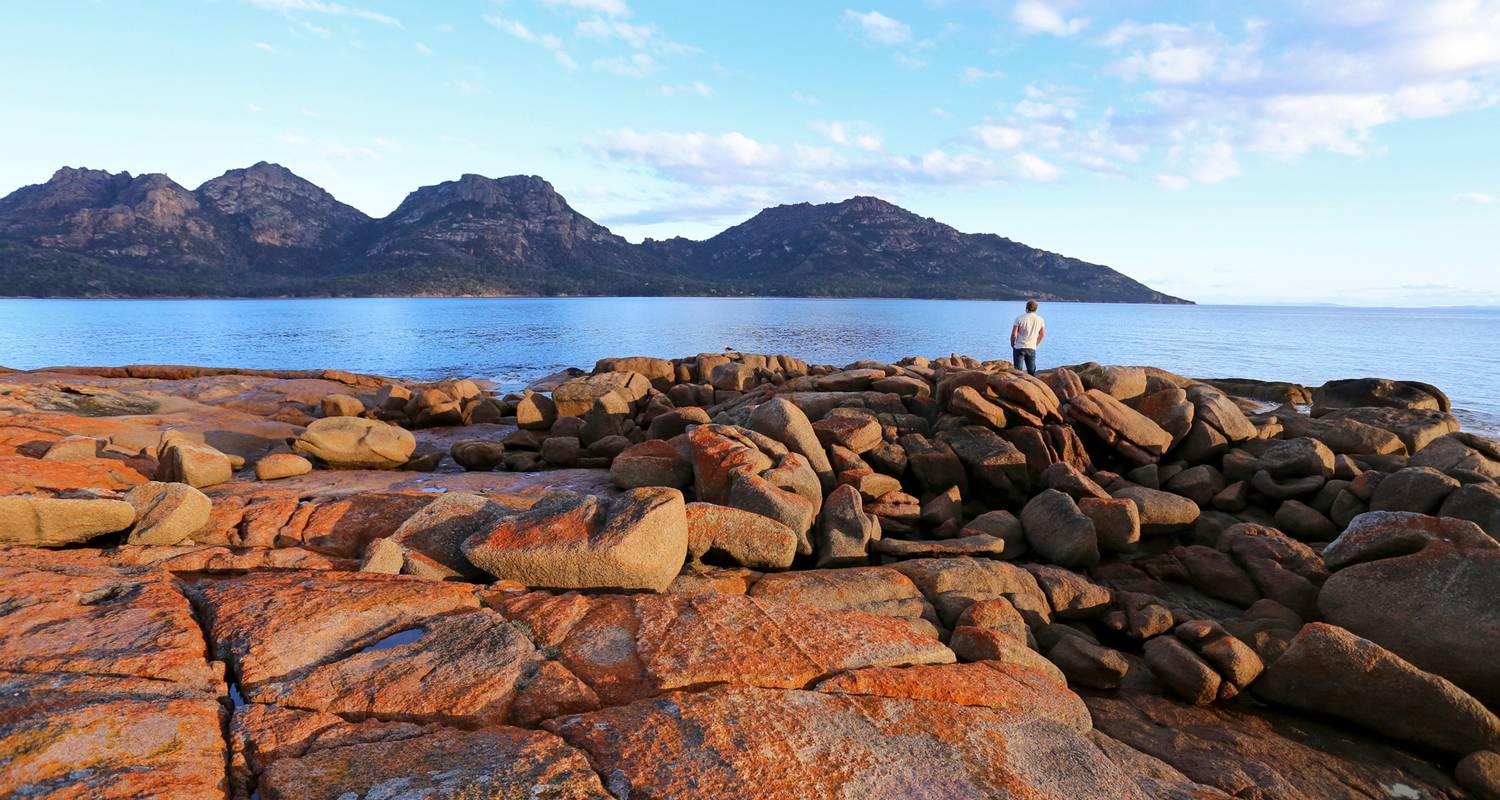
[1025,300,1038,313]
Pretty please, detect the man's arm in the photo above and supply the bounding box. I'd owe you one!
[1010,322,1020,348]
[1037,324,1046,346]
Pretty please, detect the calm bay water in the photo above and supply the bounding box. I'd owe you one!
[2,297,1497,433]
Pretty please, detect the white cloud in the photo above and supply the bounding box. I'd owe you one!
[1184,140,1241,183]
[661,81,714,97]
[596,130,782,172]
[414,42,430,55]
[485,15,577,70]
[960,66,1005,83]
[244,0,399,27]
[1453,191,1496,205]
[1116,44,1219,84]
[1014,152,1062,181]
[843,10,912,44]
[594,53,658,78]
[1014,97,1075,121]
[595,129,1011,194]
[1248,80,1495,158]
[542,0,630,18]
[1012,1,1088,36]
[930,106,954,119]
[575,17,697,54]
[974,124,1024,150]
[1103,20,1263,86]
[255,42,275,53]
[814,121,884,152]
[901,149,998,181]
[1306,1,1500,76]
[792,91,822,106]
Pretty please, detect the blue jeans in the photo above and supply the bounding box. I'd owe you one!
[1013,348,1037,376]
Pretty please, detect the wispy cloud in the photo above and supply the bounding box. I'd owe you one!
[1013,152,1062,182]
[1453,191,1497,205]
[543,0,630,18]
[813,121,884,152]
[244,0,400,28]
[594,53,657,78]
[592,128,1020,200]
[575,17,696,54]
[974,124,1023,150]
[1012,1,1088,37]
[661,81,714,97]
[484,14,577,70]
[792,91,822,107]
[843,10,911,45]
[960,67,1005,83]
[255,41,276,53]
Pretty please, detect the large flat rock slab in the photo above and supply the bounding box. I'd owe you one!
[0,547,221,690]
[0,670,227,800]
[253,719,610,800]
[248,608,541,727]
[192,570,480,689]
[1085,691,1468,800]
[0,452,147,493]
[547,684,1152,799]
[495,591,954,709]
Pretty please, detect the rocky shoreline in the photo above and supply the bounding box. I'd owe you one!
[1,354,1498,799]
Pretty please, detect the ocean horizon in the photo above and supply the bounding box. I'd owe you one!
[4,296,1497,434]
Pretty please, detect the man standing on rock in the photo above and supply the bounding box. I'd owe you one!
[1010,300,1046,376]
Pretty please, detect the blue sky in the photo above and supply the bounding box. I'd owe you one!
[2,0,1498,305]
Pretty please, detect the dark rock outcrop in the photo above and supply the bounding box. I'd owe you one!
[0,166,1187,302]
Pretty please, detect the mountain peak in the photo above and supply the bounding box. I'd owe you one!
[0,162,1187,303]
[198,163,368,253]
[385,173,572,226]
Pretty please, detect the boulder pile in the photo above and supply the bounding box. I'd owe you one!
[0,355,1497,799]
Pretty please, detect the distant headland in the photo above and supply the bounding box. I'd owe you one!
[0,162,1188,303]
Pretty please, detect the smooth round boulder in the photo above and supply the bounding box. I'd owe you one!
[514,391,558,430]
[1109,485,1200,535]
[960,510,1026,559]
[1143,635,1221,705]
[255,453,313,481]
[1369,466,1460,514]
[1319,514,1500,708]
[124,481,211,546]
[1077,497,1140,553]
[41,435,99,461]
[611,439,692,489]
[294,417,416,470]
[748,398,834,488]
[462,488,688,592]
[1457,751,1500,800]
[1255,622,1500,756]
[155,440,233,489]
[0,496,136,546]
[685,502,798,569]
[1258,438,1335,480]
[320,393,365,418]
[451,439,506,472]
[1020,489,1099,568]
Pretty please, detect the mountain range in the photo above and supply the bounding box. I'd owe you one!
[0,162,1188,303]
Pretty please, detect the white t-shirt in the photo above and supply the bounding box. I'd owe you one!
[1013,312,1045,349]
